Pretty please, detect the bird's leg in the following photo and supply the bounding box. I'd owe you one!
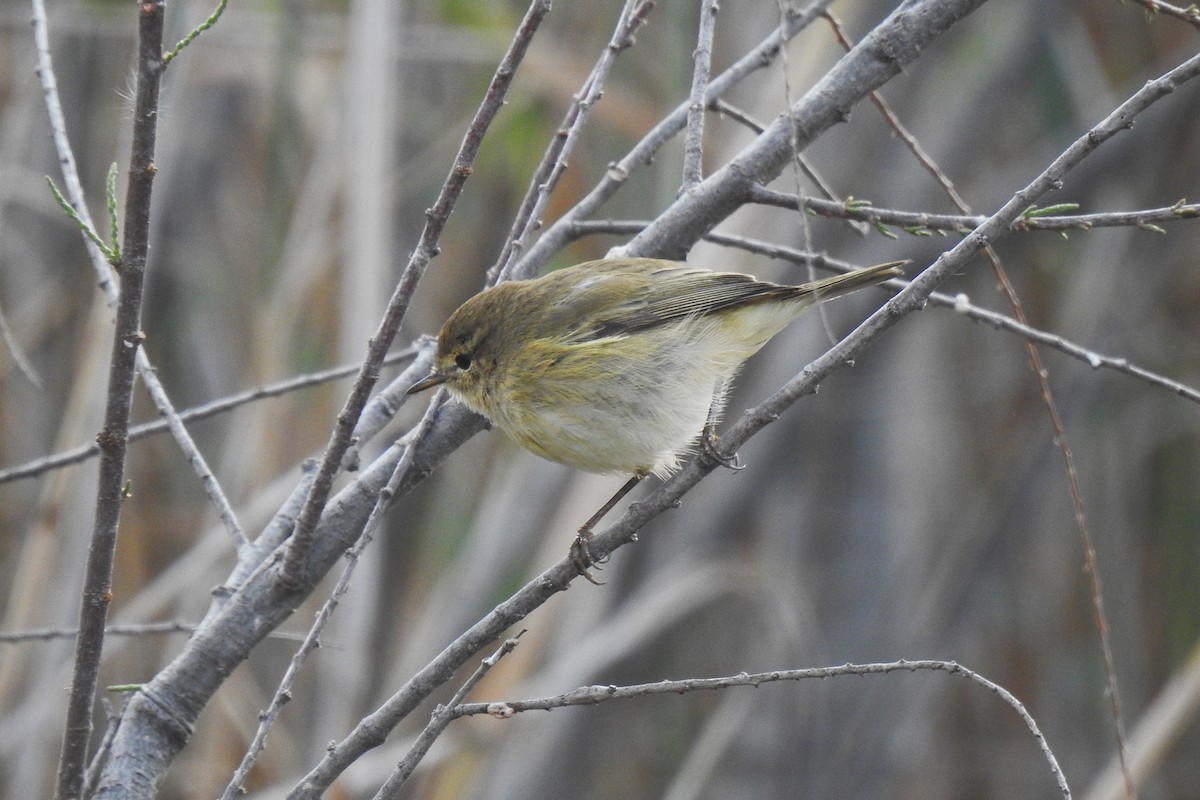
[699,382,744,471]
[571,475,642,585]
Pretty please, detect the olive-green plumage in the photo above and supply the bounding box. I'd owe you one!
[408,257,902,479]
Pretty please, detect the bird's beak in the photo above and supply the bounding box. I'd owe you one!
[406,370,448,395]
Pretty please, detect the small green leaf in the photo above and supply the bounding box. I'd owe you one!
[1024,203,1081,218]
[106,163,120,261]
[46,176,119,263]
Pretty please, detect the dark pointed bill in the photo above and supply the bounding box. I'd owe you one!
[406,371,447,395]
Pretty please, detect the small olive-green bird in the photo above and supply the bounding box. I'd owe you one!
[407,257,902,555]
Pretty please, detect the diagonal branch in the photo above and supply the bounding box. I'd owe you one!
[279,0,552,586]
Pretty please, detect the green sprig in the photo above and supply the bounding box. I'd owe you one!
[1020,202,1081,220]
[163,0,229,64]
[46,175,120,266]
[106,162,121,258]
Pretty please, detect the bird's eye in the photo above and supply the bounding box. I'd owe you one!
[454,353,473,371]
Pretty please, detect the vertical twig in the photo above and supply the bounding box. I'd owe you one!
[682,0,719,189]
[774,0,833,344]
[54,3,167,798]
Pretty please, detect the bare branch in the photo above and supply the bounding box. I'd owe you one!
[0,621,195,644]
[0,346,422,485]
[749,185,1200,234]
[221,394,448,800]
[453,660,1071,799]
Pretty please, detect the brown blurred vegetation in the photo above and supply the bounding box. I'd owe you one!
[1,0,1199,798]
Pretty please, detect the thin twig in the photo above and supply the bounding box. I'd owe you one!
[373,634,524,798]
[0,301,43,389]
[1129,0,1200,28]
[825,11,1136,795]
[748,185,1199,234]
[279,0,552,587]
[81,700,122,800]
[0,619,310,645]
[682,0,719,189]
[0,346,421,486]
[776,0,832,341]
[53,2,167,797]
[0,620,195,643]
[453,660,1071,799]
[822,11,970,210]
[488,0,655,284]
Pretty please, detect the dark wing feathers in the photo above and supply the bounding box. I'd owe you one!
[634,269,792,321]
[545,259,794,341]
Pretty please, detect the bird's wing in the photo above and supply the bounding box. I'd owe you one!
[549,259,790,342]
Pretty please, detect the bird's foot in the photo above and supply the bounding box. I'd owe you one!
[700,424,745,471]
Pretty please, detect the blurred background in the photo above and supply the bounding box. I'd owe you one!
[1,0,1198,798]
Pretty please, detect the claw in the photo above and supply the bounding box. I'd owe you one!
[570,530,606,586]
[700,425,746,471]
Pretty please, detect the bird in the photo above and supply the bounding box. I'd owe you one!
[407,256,904,580]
